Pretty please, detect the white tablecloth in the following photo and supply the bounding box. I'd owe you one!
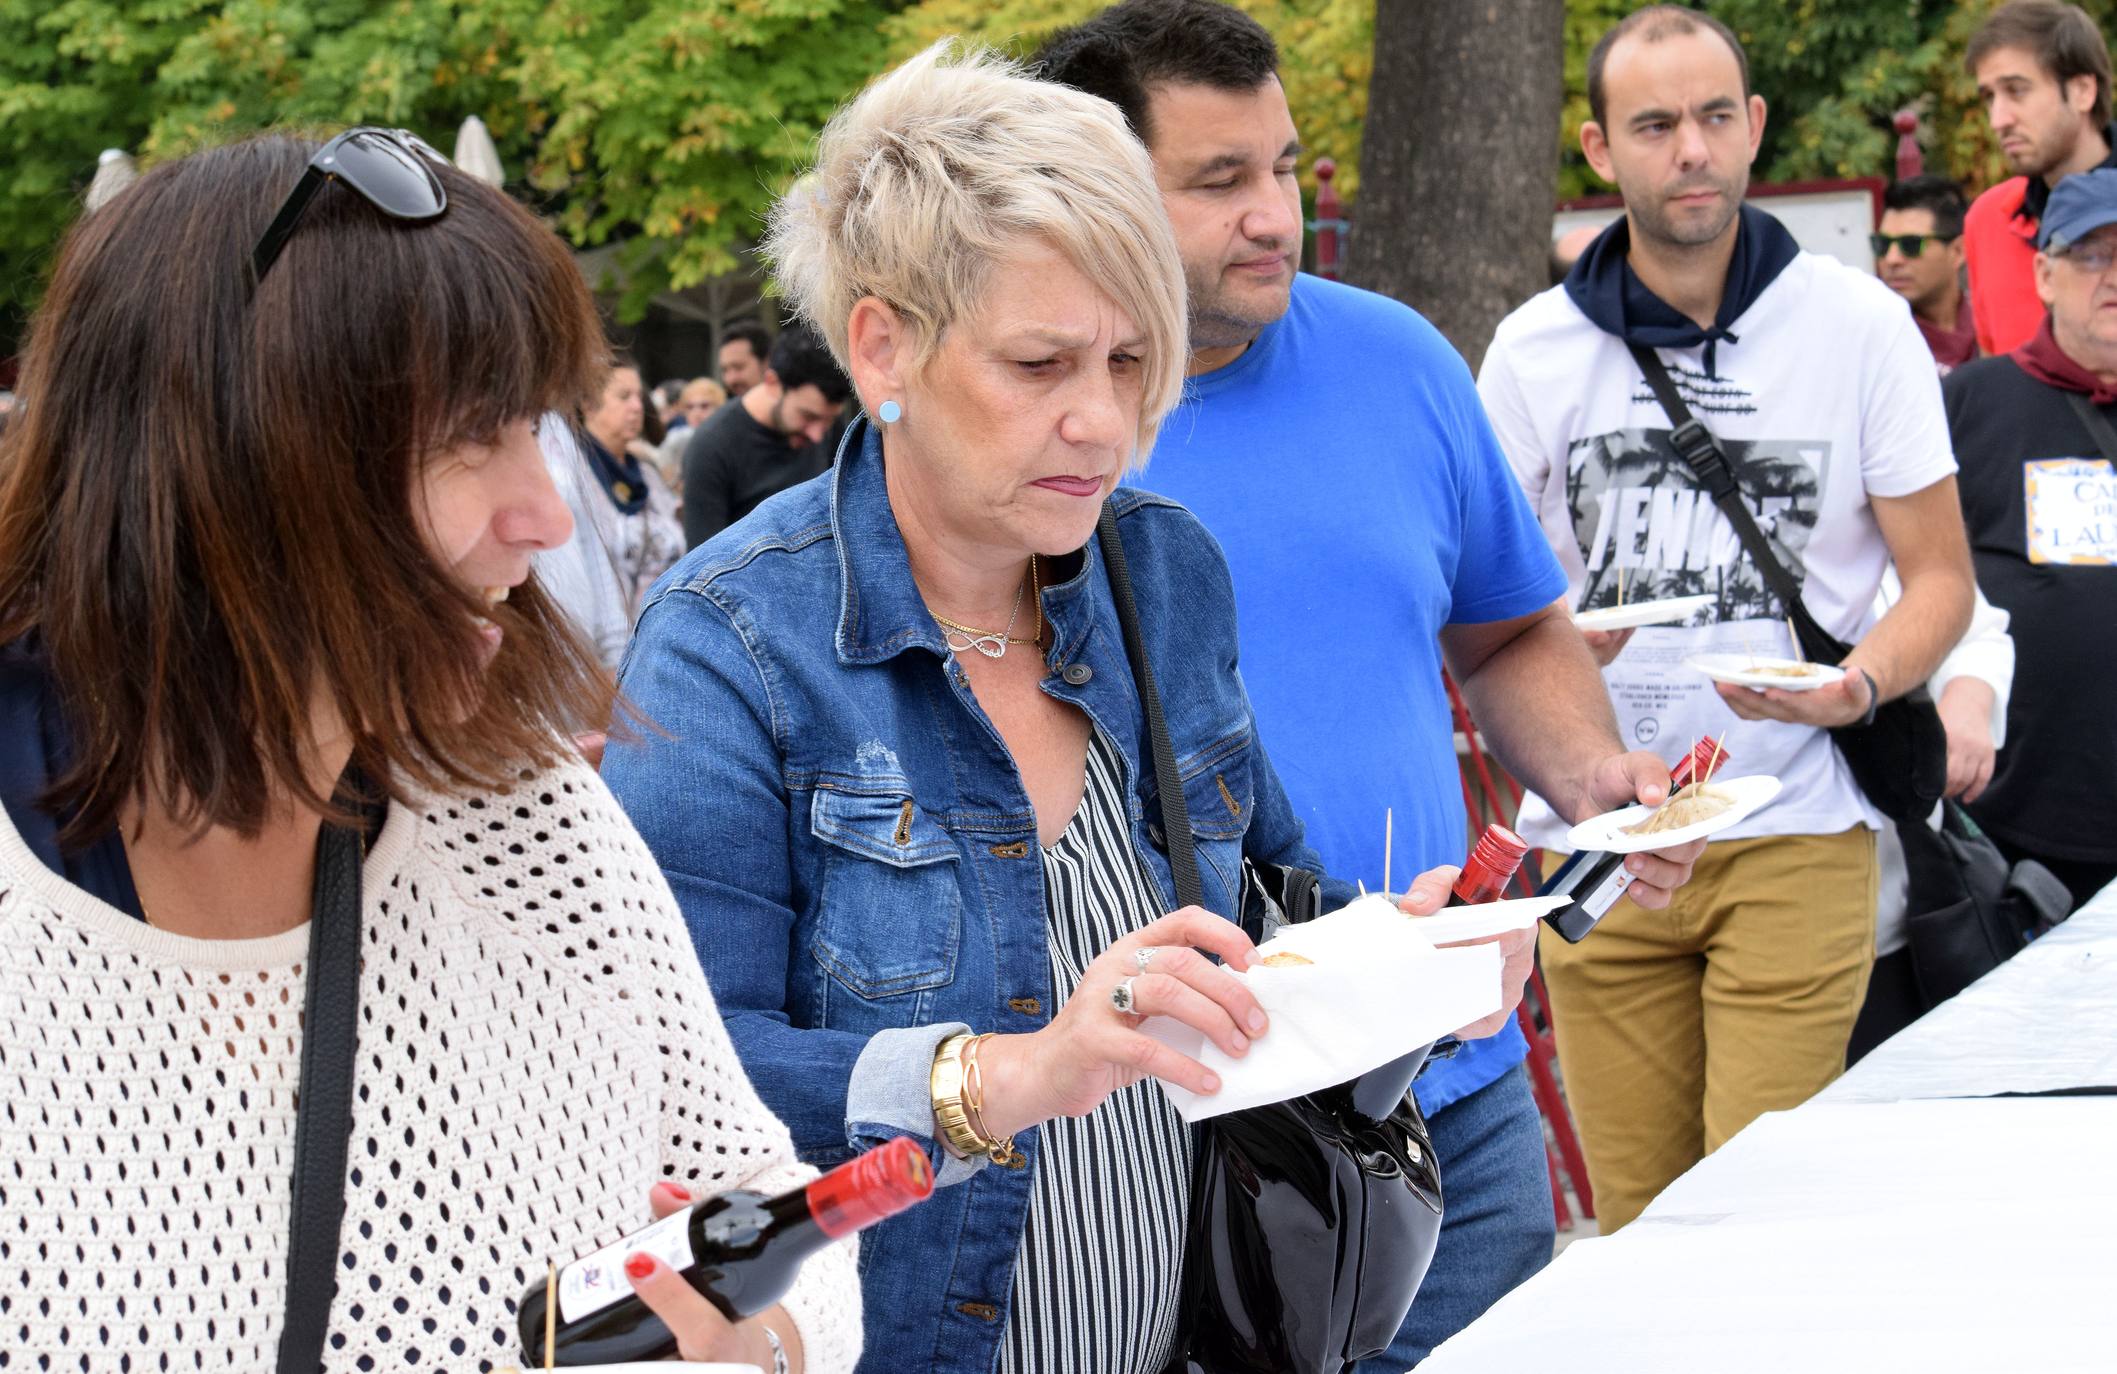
[1420,882,2117,1373]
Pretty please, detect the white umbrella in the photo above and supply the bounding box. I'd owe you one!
[453,116,505,187]
[85,148,137,213]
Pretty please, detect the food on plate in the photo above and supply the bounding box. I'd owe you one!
[1621,782,1736,836]
[1258,951,1314,967]
[1748,661,1822,678]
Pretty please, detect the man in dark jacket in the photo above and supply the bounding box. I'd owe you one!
[1943,169,2117,909]
[680,324,850,549]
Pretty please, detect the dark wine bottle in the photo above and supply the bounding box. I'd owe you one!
[519,1136,934,1365]
[1540,735,1728,944]
[1327,823,1532,1122]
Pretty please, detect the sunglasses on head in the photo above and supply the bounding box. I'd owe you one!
[251,127,450,286]
[1868,232,1958,259]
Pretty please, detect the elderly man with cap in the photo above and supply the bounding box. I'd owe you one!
[1941,168,2117,911]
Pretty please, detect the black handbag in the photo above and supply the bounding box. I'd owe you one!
[1095,506,1444,1374]
[1628,345,1948,822]
[1901,801,2073,1007]
[276,773,372,1373]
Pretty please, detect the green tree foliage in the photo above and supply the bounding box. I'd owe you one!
[12,1,2112,357]
[886,0,1372,199]
[0,0,899,354]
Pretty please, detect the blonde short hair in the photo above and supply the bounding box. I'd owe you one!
[678,377,727,409]
[765,40,1188,461]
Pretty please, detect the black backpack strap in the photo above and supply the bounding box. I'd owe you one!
[277,781,370,1373]
[1096,502,1205,911]
[1628,343,1848,658]
[2063,389,2117,466]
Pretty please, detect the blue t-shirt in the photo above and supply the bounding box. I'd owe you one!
[1139,274,1567,1113]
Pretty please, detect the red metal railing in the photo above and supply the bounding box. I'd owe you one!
[1445,672,1597,1228]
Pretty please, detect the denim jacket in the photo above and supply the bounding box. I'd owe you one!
[603,420,1349,1373]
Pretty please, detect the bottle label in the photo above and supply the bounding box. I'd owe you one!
[557,1207,697,1324]
[1581,861,1635,917]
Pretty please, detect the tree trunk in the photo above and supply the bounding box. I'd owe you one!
[1344,0,1567,373]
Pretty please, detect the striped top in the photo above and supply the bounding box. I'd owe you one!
[1000,728,1192,1374]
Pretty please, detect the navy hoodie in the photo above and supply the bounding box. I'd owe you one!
[1562,203,1801,377]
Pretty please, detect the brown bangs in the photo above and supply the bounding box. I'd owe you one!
[0,133,613,844]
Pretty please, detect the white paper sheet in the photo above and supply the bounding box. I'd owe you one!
[1143,895,1538,1122]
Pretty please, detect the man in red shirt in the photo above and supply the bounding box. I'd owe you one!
[1877,176,1978,373]
[1963,1,2115,356]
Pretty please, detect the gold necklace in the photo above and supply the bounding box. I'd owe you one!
[930,556,1042,659]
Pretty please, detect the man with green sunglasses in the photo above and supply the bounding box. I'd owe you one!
[1874,175,1976,374]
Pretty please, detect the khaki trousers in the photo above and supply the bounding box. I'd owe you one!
[1538,828,1877,1232]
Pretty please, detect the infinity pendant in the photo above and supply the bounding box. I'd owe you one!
[943,629,1008,659]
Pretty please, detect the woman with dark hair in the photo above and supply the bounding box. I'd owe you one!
[0,131,858,1371]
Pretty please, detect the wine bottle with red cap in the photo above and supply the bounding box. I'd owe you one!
[1540,735,1728,944]
[1323,823,1533,1123]
[519,1135,934,1364]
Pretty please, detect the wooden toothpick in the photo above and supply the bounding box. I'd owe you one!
[1617,563,1627,608]
[1785,614,1804,666]
[1702,732,1726,787]
[545,1262,557,1370]
[1383,807,1394,897]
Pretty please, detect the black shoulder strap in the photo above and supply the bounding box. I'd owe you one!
[1627,343,1847,658]
[277,782,370,1373]
[1095,503,1205,912]
[2064,389,2117,466]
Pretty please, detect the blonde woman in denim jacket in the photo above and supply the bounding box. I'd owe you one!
[599,43,1546,1374]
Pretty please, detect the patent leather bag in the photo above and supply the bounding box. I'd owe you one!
[1096,506,1445,1374]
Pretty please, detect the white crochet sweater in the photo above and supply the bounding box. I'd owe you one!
[0,757,861,1373]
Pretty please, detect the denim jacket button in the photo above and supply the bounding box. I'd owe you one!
[1060,662,1093,686]
[957,1301,1002,1322]
[1006,997,1042,1016]
[1148,822,1166,847]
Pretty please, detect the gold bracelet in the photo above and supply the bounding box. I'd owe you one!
[962,1033,1021,1166]
[929,1033,992,1160]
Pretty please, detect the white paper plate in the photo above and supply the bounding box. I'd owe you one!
[1564,774,1783,854]
[1572,593,1717,632]
[1685,652,1846,692]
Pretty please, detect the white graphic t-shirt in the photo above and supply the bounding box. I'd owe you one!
[1479,252,1959,847]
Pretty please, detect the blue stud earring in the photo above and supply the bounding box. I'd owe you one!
[877,399,902,424]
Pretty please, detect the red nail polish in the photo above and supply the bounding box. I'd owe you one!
[624,1252,655,1280]
[660,1181,693,1202]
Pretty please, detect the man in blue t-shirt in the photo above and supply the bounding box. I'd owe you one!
[1040,1,1706,1362]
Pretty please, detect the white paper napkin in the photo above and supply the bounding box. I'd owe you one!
[1143,894,1565,1122]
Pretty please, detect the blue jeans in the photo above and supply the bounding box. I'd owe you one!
[1355,1061,1555,1370]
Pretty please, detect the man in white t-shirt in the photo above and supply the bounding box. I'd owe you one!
[1478,4,1976,1231]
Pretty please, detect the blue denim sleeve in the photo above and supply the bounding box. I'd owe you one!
[848,1024,987,1188]
[604,586,960,1176]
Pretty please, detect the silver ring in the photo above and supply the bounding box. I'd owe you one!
[1109,976,1140,1014]
[1134,946,1159,974]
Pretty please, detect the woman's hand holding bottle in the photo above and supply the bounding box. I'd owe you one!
[618,1181,797,1369]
